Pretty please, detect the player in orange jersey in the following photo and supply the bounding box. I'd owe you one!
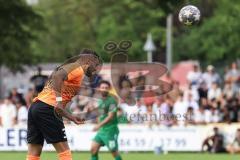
[26,49,102,160]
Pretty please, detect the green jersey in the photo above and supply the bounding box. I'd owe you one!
[98,95,119,133]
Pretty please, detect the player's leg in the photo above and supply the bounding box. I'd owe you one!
[53,142,72,160]
[32,101,72,160]
[27,144,43,160]
[26,102,44,160]
[104,133,122,160]
[111,151,122,160]
[91,141,101,160]
[91,133,104,160]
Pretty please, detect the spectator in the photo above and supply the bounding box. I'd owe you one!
[121,99,147,124]
[135,73,146,99]
[119,78,134,104]
[226,98,240,122]
[135,99,147,123]
[220,106,230,123]
[184,107,195,125]
[183,93,199,112]
[187,64,202,89]
[159,96,173,126]
[120,102,138,123]
[143,106,156,127]
[152,96,164,114]
[223,81,234,99]
[226,128,240,154]
[194,106,206,125]
[152,97,163,125]
[205,107,220,123]
[184,84,199,102]
[200,98,211,110]
[202,127,226,153]
[0,97,17,127]
[9,88,26,105]
[225,62,240,85]
[207,82,222,100]
[30,66,48,94]
[202,65,221,89]
[16,102,28,126]
[173,93,188,124]
[198,81,208,100]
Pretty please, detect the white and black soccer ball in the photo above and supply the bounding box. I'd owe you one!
[179,5,201,26]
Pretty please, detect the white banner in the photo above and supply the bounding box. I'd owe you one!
[0,124,239,151]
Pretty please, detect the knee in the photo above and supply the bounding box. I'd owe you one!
[111,151,119,157]
[28,144,43,156]
[91,146,100,155]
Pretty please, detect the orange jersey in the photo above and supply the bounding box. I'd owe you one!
[34,66,84,107]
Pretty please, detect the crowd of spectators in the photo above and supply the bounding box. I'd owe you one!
[0,62,239,127]
[116,62,240,126]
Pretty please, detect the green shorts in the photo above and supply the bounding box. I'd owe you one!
[93,131,119,151]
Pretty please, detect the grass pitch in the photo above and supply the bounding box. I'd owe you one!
[0,152,238,160]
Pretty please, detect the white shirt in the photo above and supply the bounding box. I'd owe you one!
[204,110,219,123]
[173,100,188,119]
[0,103,17,127]
[202,72,221,89]
[184,89,199,102]
[120,103,146,123]
[187,71,202,86]
[208,88,222,100]
[194,110,205,123]
[17,106,28,126]
[184,100,199,112]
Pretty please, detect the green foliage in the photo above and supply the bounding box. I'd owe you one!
[4,0,237,68]
[174,0,240,65]
[0,0,43,71]
[32,0,182,62]
[32,0,97,62]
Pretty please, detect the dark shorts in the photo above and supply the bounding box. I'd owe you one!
[27,101,67,145]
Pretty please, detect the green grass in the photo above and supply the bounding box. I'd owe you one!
[0,152,238,160]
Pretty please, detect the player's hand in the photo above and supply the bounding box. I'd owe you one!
[72,116,85,125]
[93,125,100,132]
[55,102,64,116]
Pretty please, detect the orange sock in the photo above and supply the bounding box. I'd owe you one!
[58,150,72,160]
[26,155,40,160]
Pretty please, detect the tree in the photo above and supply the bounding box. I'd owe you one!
[174,0,240,66]
[32,0,183,62]
[0,0,43,71]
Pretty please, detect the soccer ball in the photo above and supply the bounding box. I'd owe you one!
[179,5,201,26]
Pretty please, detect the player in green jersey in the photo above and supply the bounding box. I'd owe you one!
[91,80,122,160]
